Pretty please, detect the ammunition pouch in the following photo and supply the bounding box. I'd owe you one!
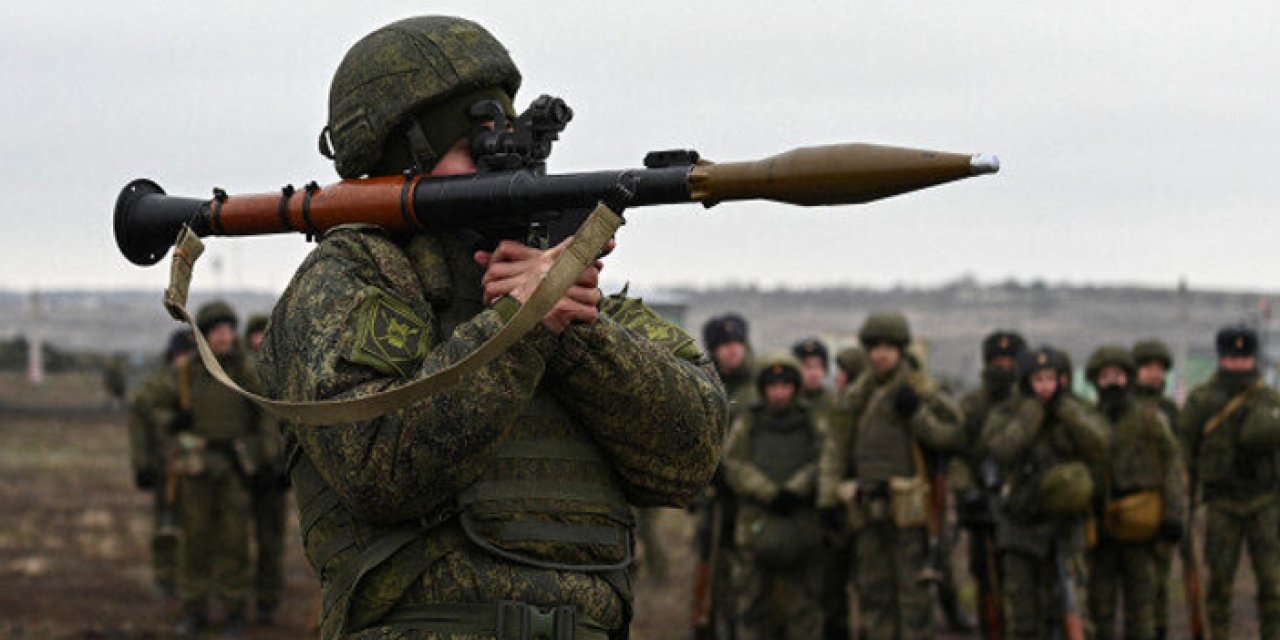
[888,475,931,529]
[737,504,821,570]
[1103,491,1163,542]
[174,433,207,476]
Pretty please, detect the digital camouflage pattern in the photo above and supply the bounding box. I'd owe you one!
[1180,371,1280,640]
[817,359,964,640]
[257,227,726,639]
[980,395,1108,640]
[324,16,522,179]
[1088,395,1186,640]
[722,401,827,639]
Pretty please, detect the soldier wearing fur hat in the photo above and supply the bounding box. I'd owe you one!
[1180,325,1280,640]
[980,346,1109,640]
[818,311,964,640]
[956,330,1026,637]
[1085,346,1187,640]
[1131,337,1182,639]
[793,338,833,413]
[723,354,830,639]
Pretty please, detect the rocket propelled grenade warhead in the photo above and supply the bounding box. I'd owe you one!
[687,143,999,207]
[114,141,1000,266]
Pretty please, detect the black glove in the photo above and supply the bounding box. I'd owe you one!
[135,469,157,490]
[768,489,808,515]
[892,384,921,418]
[166,409,193,433]
[1158,519,1184,543]
[818,506,847,534]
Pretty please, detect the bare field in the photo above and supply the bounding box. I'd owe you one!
[0,403,1267,639]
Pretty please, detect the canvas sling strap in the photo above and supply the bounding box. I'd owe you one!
[1202,379,1266,438]
[162,201,623,426]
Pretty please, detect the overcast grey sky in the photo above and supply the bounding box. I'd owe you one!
[4,1,1279,294]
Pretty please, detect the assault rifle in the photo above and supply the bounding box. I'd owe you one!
[1053,529,1086,640]
[1182,481,1207,640]
[978,459,1004,640]
[114,94,998,265]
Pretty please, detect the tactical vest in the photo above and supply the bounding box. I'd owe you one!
[1003,402,1084,522]
[748,405,816,485]
[852,369,916,484]
[184,355,256,442]
[1197,381,1280,497]
[291,231,635,638]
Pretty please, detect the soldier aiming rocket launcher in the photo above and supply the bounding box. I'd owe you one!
[114,94,999,266]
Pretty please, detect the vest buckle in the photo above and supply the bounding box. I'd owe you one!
[496,600,576,639]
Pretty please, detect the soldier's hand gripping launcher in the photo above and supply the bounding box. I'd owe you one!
[114,94,999,266]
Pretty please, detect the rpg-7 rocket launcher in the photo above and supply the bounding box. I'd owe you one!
[114,94,999,266]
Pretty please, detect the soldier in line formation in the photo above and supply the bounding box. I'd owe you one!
[694,311,1280,640]
[127,301,288,636]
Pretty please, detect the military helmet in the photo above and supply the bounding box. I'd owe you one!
[196,300,238,334]
[1085,345,1136,383]
[245,314,269,338]
[1131,338,1172,369]
[792,338,829,368]
[1038,461,1095,517]
[981,330,1026,363]
[756,353,803,393]
[834,346,867,381]
[858,311,911,348]
[321,16,522,178]
[1216,324,1258,358]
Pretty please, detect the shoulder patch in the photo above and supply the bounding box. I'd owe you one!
[349,289,433,377]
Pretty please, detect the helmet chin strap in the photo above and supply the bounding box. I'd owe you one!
[404,121,437,175]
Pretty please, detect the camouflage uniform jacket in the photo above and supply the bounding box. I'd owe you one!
[128,365,180,482]
[817,362,964,507]
[980,394,1109,525]
[258,228,727,637]
[1180,372,1280,502]
[1101,399,1187,531]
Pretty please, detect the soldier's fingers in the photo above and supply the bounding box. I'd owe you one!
[490,240,542,263]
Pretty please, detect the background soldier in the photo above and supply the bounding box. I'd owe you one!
[154,301,268,636]
[957,329,1026,639]
[793,337,833,413]
[834,346,867,397]
[1085,346,1187,640]
[819,311,964,640]
[980,346,1108,640]
[1131,338,1181,639]
[1180,325,1280,640]
[723,354,828,639]
[256,16,727,639]
[127,328,195,599]
[693,313,757,639]
[791,337,849,639]
[243,314,287,625]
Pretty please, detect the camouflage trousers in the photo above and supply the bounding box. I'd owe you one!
[1087,539,1160,640]
[150,475,181,590]
[1001,548,1089,640]
[1205,495,1280,640]
[819,534,853,640]
[1153,540,1172,636]
[732,551,823,640]
[179,466,251,613]
[251,481,287,608]
[856,520,933,640]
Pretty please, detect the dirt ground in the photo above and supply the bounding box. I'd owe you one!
[0,374,1265,639]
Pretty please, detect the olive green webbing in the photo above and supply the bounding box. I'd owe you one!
[162,202,623,426]
[379,602,610,639]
